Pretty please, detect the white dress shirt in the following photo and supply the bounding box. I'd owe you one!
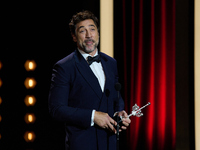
[78,49,105,126]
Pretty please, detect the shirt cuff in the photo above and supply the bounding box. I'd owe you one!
[113,111,118,117]
[91,110,96,126]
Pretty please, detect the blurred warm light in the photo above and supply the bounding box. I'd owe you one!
[0,134,1,139]
[0,115,2,122]
[24,131,36,142]
[24,60,36,71]
[24,113,36,124]
[0,78,2,87]
[0,61,2,70]
[24,95,36,106]
[100,0,114,57]
[0,97,2,104]
[24,78,36,89]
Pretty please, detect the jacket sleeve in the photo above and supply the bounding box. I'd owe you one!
[48,63,92,129]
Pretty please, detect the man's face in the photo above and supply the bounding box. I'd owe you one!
[73,19,99,56]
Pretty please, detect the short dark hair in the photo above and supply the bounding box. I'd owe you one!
[69,10,99,35]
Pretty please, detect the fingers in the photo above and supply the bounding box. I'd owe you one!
[116,110,131,131]
[122,110,128,117]
[120,117,131,131]
[122,118,131,126]
[107,117,117,133]
[107,121,117,134]
[117,110,128,118]
[94,111,117,133]
[93,110,131,133]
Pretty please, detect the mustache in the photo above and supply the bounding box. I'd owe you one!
[84,39,95,43]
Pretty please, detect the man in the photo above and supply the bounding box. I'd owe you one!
[48,10,131,150]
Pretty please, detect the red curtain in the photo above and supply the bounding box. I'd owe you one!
[120,0,176,149]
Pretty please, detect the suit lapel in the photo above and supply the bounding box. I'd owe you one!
[74,50,103,99]
[100,53,112,92]
[97,53,114,112]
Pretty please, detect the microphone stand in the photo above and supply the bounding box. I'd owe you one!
[115,83,121,150]
[117,116,120,150]
[116,102,151,150]
[114,82,151,150]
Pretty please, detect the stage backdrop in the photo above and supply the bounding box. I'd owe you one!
[114,0,176,150]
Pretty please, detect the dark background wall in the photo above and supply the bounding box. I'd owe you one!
[175,0,195,149]
[0,0,195,150]
[1,1,100,149]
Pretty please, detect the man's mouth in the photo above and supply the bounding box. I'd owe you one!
[85,39,94,45]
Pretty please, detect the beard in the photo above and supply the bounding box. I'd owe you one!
[78,39,99,54]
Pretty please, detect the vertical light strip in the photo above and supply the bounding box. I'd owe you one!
[195,0,200,150]
[100,0,114,57]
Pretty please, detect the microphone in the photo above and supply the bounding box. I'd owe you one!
[115,83,121,99]
[115,83,121,92]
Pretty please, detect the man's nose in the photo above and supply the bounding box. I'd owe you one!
[86,30,91,38]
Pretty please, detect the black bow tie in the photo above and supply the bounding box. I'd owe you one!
[87,54,101,65]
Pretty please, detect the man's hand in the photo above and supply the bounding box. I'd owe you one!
[94,111,117,134]
[116,110,131,131]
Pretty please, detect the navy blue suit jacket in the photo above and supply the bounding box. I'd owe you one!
[48,50,124,150]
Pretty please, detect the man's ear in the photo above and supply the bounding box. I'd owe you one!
[72,34,77,42]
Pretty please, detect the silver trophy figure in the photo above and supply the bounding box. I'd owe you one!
[119,102,151,122]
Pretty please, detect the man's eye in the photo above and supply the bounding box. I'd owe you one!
[79,30,85,33]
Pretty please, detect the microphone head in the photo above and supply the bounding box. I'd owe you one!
[115,83,121,91]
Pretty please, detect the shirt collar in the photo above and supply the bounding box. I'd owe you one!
[78,48,98,60]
